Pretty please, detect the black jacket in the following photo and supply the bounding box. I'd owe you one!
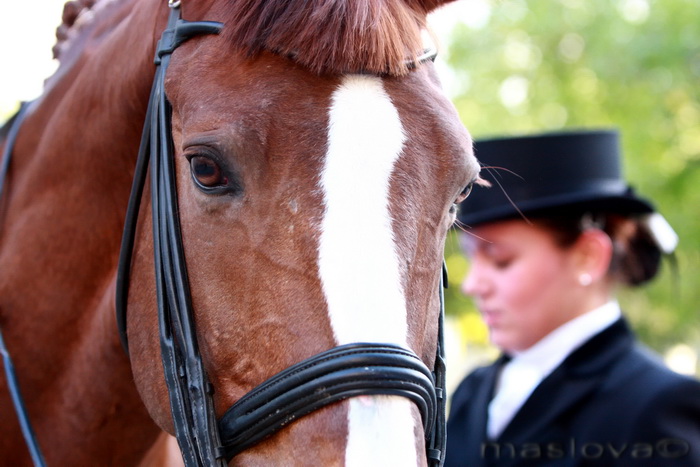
[445,319,700,466]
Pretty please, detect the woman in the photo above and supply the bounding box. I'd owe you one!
[445,130,700,466]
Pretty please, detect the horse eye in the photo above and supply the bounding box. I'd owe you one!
[455,181,474,204]
[190,156,228,189]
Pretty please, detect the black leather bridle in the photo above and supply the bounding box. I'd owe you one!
[1,3,447,466]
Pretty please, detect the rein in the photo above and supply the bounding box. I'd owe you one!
[0,102,48,467]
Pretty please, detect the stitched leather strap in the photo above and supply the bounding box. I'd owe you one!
[218,343,438,460]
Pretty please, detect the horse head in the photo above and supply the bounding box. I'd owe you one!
[124,0,478,465]
[1,0,477,465]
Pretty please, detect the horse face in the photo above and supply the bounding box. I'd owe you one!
[127,33,478,465]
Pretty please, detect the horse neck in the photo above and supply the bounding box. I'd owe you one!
[0,0,168,464]
[8,0,161,310]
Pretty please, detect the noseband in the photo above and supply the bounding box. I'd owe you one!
[109,4,449,466]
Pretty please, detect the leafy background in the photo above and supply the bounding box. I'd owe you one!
[438,0,700,381]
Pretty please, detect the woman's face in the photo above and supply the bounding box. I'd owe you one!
[460,219,585,353]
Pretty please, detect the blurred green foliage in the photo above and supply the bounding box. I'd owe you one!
[443,0,700,354]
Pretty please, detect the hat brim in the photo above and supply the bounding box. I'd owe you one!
[457,189,655,227]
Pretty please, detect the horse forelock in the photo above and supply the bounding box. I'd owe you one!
[220,0,432,76]
[52,0,447,75]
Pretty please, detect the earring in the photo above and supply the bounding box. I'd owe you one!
[579,273,592,286]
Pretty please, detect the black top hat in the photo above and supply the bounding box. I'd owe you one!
[457,130,655,227]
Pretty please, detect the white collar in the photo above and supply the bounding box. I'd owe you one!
[510,300,622,378]
[487,301,621,439]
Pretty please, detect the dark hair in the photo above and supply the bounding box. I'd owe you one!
[529,208,662,287]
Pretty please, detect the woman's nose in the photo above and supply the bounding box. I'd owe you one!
[461,262,485,297]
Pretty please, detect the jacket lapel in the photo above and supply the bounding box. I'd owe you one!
[497,318,634,443]
[474,355,508,438]
[453,355,509,467]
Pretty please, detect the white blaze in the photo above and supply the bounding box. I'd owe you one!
[318,75,418,466]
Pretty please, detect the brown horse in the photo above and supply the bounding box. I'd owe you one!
[0,0,478,465]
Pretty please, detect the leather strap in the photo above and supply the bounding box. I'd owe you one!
[114,6,226,465]
[219,343,438,460]
[0,102,48,467]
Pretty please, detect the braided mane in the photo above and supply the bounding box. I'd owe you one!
[220,0,439,76]
[53,0,98,60]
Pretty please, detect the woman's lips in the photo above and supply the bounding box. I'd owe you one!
[480,308,500,327]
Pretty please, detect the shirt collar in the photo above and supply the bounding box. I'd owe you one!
[509,301,622,377]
